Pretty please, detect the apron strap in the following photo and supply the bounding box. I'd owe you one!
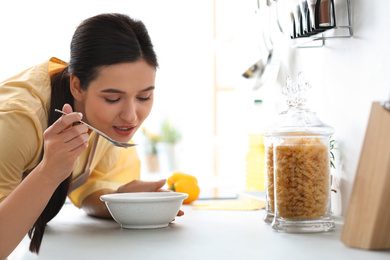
[69,134,99,193]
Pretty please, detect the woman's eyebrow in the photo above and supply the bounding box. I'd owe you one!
[101,88,125,94]
[140,86,155,92]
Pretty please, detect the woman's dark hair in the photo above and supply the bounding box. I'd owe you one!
[28,13,158,253]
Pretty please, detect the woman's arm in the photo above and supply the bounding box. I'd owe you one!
[0,164,63,259]
[0,104,89,259]
[80,188,116,218]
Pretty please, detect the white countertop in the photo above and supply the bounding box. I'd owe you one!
[9,200,390,260]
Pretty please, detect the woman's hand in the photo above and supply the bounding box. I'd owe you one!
[117,179,167,193]
[40,104,89,185]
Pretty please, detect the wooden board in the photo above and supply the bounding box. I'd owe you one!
[341,102,390,250]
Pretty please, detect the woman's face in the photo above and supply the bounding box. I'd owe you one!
[73,59,156,143]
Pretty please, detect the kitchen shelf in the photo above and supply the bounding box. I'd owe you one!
[293,0,352,48]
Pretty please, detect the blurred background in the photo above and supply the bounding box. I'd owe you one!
[1,0,389,216]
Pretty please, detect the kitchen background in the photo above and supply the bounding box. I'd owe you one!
[0,0,389,217]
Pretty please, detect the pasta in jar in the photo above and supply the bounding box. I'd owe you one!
[274,137,329,219]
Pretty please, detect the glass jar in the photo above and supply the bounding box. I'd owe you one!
[267,73,335,232]
[262,135,274,223]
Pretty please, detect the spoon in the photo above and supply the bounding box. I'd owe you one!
[54,109,136,148]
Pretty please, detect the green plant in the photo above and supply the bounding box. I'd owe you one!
[330,138,336,169]
[160,119,181,143]
[142,127,161,154]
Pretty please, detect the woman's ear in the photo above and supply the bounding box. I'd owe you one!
[70,74,85,102]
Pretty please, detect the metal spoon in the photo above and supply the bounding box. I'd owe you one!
[54,109,136,148]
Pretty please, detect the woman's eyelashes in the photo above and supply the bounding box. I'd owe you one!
[105,97,120,103]
[137,95,151,101]
[104,94,151,103]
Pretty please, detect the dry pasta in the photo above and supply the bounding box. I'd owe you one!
[265,144,275,212]
[274,137,329,219]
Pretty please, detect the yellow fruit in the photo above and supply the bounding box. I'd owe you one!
[172,179,200,204]
[167,171,200,204]
[167,171,198,187]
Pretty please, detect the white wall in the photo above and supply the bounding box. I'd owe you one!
[267,0,390,215]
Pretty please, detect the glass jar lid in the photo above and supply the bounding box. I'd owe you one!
[263,72,334,137]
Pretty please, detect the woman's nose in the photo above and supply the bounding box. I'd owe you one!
[120,101,137,124]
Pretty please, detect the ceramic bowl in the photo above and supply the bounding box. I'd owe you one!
[100,192,188,229]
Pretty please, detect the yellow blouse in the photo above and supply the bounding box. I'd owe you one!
[0,58,140,207]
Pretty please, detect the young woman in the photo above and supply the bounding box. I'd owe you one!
[0,13,181,258]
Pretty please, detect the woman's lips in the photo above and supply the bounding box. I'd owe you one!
[113,125,136,136]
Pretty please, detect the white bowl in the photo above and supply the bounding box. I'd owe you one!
[100,192,188,229]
